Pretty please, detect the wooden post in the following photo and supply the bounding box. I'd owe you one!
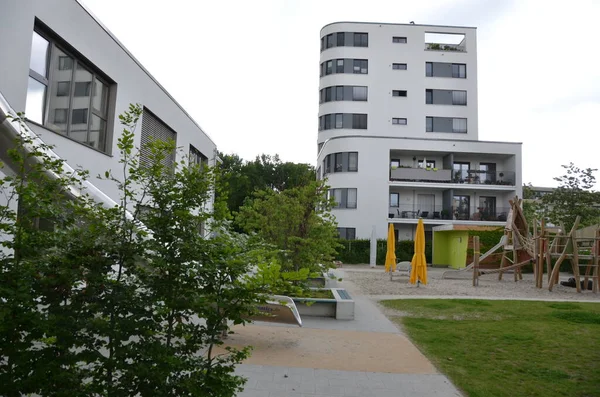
[473,236,480,287]
[593,230,599,294]
[513,230,519,282]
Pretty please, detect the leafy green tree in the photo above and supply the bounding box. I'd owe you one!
[0,107,263,396]
[522,182,544,227]
[236,179,341,273]
[218,153,315,215]
[541,163,600,229]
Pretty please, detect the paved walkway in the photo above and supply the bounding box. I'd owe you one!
[231,270,463,397]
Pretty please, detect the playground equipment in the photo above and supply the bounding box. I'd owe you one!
[444,196,599,293]
[0,91,303,326]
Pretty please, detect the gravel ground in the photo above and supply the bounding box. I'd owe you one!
[343,265,600,302]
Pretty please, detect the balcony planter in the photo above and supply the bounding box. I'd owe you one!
[441,209,451,220]
[292,288,355,320]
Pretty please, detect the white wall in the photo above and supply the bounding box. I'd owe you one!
[0,0,217,206]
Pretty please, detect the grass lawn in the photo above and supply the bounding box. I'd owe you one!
[380,299,600,397]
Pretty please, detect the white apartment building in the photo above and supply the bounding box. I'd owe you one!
[0,0,217,219]
[317,22,522,241]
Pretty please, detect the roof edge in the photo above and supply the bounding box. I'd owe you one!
[320,21,477,34]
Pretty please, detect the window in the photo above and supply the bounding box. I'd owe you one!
[352,114,367,129]
[353,59,368,74]
[426,89,433,104]
[426,117,468,133]
[392,90,407,97]
[337,227,356,240]
[336,32,345,46]
[189,145,208,169]
[330,188,357,209]
[453,118,467,133]
[326,34,334,48]
[453,162,470,182]
[319,113,367,130]
[318,142,324,154]
[390,159,400,169]
[453,195,470,220]
[452,90,467,105]
[326,60,333,75]
[26,29,111,152]
[452,63,467,78]
[348,152,358,171]
[392,118,407,125]
[418,160,436,168]
[353,33,368,47]
[390,193,399,207]
[392,63,407,70]
[426,117,433,132]
[140,108,177,170]
[334,153,343,172]
[353,86,367,101]
[336,59,344,73]
[392,36,407,43]
[426,62,467,78]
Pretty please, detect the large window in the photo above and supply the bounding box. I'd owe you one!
[323,152,358,174]
[321,32,368,51]
[426,117,468,133]
[453,162,470,182]
[329,188,357,209]
[320,58,368,76]
[319,113,367,131]
[319,86,368,103]
[426,62,467,78]
[337,227,356,240]
[453,195,470,220]
[26,29,111,153]
[425,89,467,105]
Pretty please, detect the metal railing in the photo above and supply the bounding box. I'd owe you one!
[388,204,509,222]
[452,170,515,186]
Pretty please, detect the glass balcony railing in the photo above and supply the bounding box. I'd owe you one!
[388,204,510,222]
[452,170,515,186]
[390,167,452,182]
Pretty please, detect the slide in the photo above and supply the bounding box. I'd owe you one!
[0,91,302,327]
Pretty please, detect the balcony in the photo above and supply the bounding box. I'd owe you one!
[388,204,509,222]
[424,43,466,52]
[453,170,515,186]
[424,32,466,52]
[390,167,452,182]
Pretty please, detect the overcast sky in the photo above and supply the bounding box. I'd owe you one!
[80,0,599,188]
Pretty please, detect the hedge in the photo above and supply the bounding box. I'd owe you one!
[336,239,432,265]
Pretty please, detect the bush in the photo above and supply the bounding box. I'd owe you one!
[336,239,432,265]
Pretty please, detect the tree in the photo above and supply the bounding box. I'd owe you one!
[522,183,544,227]
[0,107,263,396]
[236,179,341,274]
[541,163,600,230]
[218,153,315,215]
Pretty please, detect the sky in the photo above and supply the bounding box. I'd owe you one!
[80,0,600,188]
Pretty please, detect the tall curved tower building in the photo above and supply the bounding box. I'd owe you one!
[317,22,522,244]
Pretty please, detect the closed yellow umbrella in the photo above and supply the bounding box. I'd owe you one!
[410,218,428,285]
[384,223,396,274]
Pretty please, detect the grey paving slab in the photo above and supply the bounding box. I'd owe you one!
[235,365,462,397]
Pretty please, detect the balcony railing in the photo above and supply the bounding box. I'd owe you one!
[424,43,466,52]
[388,204,509,222]
[390,167,452,182]
[390,167,515,186]
[452,170,515,186]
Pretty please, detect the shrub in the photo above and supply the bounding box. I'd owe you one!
[336,239,432,265]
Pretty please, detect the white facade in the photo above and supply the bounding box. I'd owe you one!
[317,22,522,241]
[0,0,217,207]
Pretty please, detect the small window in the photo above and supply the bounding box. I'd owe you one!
[452,118,467,133]
[426,89,433,104]
[392,36,407,43]
[335,113,343,129]
[326,60,333,75]
[54,108,67,124]
[336,32,345,46]
[335,86,344,101]
[58,56,73,71]
[392,63,407,70]
[348,152,358,172]
[74,81,91,97]
[452,90,467,105]
[336,59,344,73]
[392,118,407,125]
[334,153,343,172]
[390,193,399,207]
[326,34,334,48]
[392,90,407,97]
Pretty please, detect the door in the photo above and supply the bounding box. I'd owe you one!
[418,194,434,218]
[479,162,496,184]
[479,196,497,220]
